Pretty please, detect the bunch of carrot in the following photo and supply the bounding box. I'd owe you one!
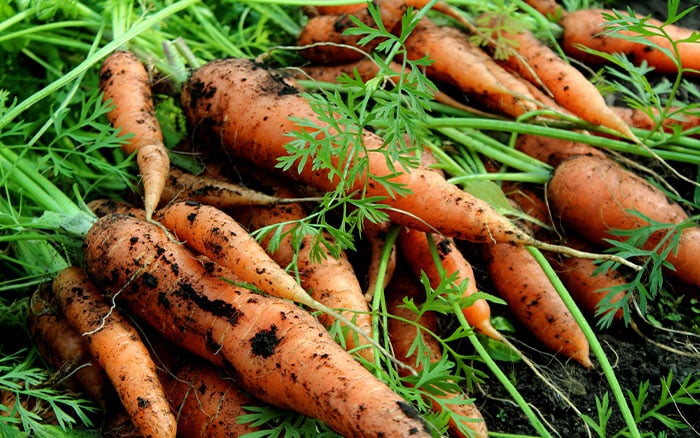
[25,0,700,436]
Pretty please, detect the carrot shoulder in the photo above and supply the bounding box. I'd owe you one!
[181,57,533,246]
[99,50,170,220]
[83,214,433,437]
[52,266,177,438]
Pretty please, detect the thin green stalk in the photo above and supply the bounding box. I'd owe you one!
[526,247,641,438]
[0,0,201,131]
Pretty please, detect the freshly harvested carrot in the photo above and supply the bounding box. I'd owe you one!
[230,187,375,362]
[52,266,177,438]
[27,286,113,410]
[611,106,700,136]
[386,266,488,438]
[160,167,297,208]
[314,3,368,15]
[488,18,637,140]
[515,133,607,167]
[181,57,535,246]
[87,198,145,218]
[99,50,170,220]
[403,19,543,118]
[397,227,503,341]
[481,240,593,368]
[560,8,700,74]
[83,213,433,437]
[521,0,563,19]
[547,154,700,288]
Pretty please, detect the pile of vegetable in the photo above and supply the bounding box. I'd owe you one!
[1,0,699,436]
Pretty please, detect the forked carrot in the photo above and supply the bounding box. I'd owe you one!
[83,213,433,437]
[397,227,503,341]
[99,50,170,220]
[386,265,488,438]
[560,8,700,74]
[52,266,177,438]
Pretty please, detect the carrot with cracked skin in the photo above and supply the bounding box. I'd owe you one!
[560,8,700,75]
[230,186,375,362]
[52,266,177,438]
[99,50,169,220]
[27,286,113,410]
[487,17,637,140]
[181,57,535,246]
[83,213,433,437]
[547,154,700,289]
[386,265,488,438]
[403,19,543,118]
[397,227,503,341]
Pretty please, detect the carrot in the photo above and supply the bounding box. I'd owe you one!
[386,265,488,438]
[521,0,563,19]
[314,3,368,15]
[403,19,543,118]
[87,198,145,218]
[181,57,535,246]
[487,17,637,140]
[397,227,503,341]
[515,133,607,167]
[481,240,593,368]
[99,50,170,220]
[230,187,375,362]
[52,266,177,438]
[547,154,700,288]
[27,286,113,410]
[83,213,433,437]
[560,8,700,75]
[611,106,700,136]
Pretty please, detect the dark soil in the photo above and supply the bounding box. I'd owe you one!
[470,2,700,436]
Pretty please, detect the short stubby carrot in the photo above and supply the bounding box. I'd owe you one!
[99,50,170,220]
[397,227,502,341]
[560,8,700,75]
[181,57,534,246]
[547,154,700,288]
[83,213,434,437]
[52,266,177,438]
[489,20,637,140]
[481,242,593,368]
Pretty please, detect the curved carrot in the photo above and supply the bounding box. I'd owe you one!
[397,227,503,341]
[83,214,433,437]
[181,57,534,246]
[99,50,170,220]
[560,8,700,75]
[488,18,637,140]
[386,266,488,438]
[547,154,700,288]
[230,187,375,362]
[52,266,177,438]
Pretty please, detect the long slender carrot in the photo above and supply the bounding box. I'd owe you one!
[397,227,503,341]
[83,213,434,437]
[52,266,177,438]
[230,187,375,362]
[386,265,488,438]
[547,154,700,288]
[99,50,170,220]
[560,8,700,75]
[181,57,534,246]
[488,17,637,140]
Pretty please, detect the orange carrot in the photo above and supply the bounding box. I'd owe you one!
[403,19,543,118]
[481,240,593,368]
[547,154,700,288]
[560,8,700,74]
[83,213,433,437]
[52,266,177,438]
[87,198,145,218]
[386,266,488,438]
[488,17,637,139]
[515,133,607,167]
[397,227,503,341]
[27,286,113,410]
[181,57,535,246]
[521,0,563,19]
[314,3,368,15]
[230,187,375,362]
[99,50,170,220]
[611,106,700,136]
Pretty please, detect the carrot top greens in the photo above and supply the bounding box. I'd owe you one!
[1,0,699,437]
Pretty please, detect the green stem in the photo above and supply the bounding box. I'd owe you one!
[526,247,641,438]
